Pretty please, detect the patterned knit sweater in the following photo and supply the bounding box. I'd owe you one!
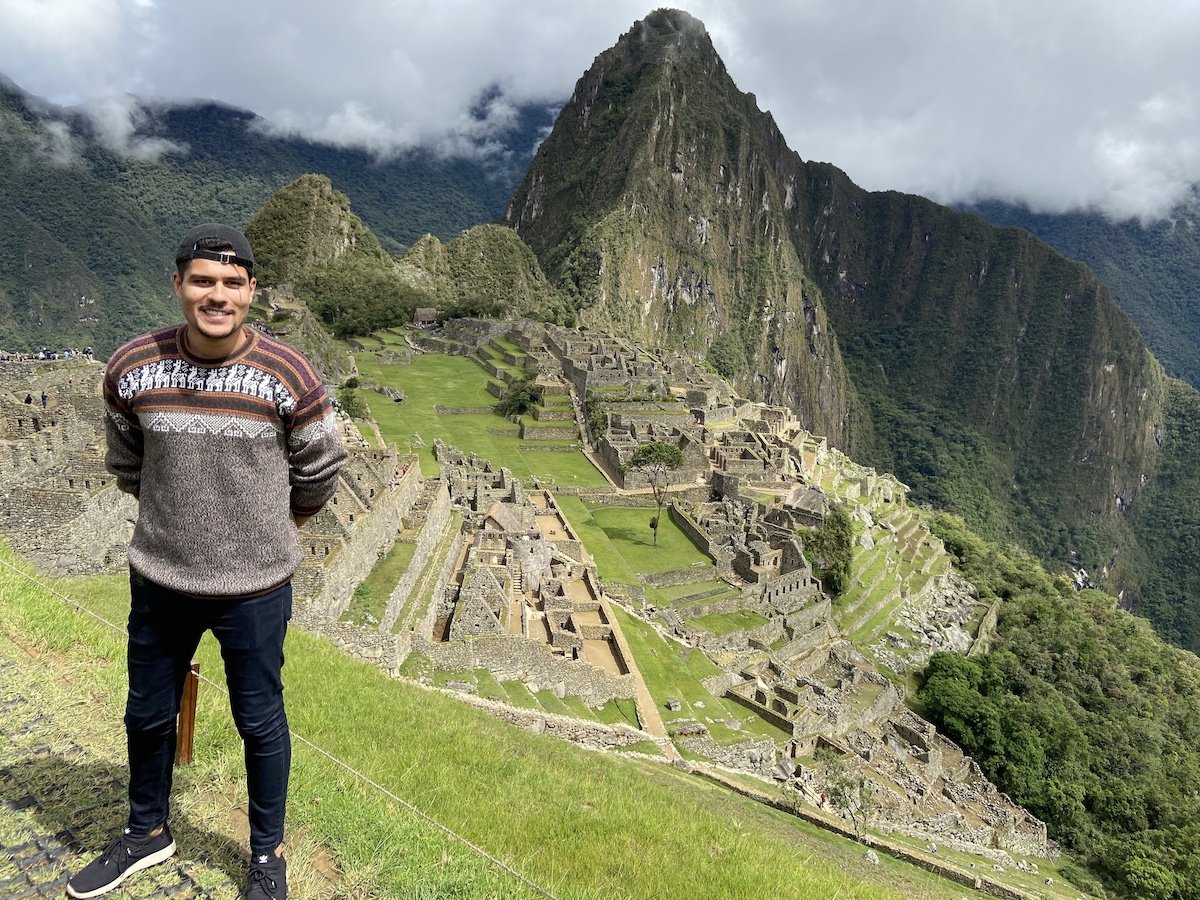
[104,324,348,597]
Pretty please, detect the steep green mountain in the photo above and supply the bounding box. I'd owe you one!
[245,175,427,341]
[967,195,1200,389]
[247,173,392,286]
[0,76,546,354]
[398,224,572,322]
[504,9,1179,613]
[503,12,855,444]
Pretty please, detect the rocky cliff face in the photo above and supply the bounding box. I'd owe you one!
[504,10,854,443]
[503,8,1168,577]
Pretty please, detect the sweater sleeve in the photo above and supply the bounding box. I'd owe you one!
[103,364,144,498]
[286,383,348,517]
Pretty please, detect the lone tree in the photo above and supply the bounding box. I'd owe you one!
[496,378,544,417]
[818,748,876,840]
[624,441,684,546]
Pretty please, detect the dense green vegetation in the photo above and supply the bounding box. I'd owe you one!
[1129,379,1200,652]
[801,500,854,594]
[969,195,1200,389]
[299,255,428,337]
[401,226,574,324]
[919,513,1200,899]
[494,378,544,417]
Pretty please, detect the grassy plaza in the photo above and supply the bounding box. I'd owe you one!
[353,349,607,487]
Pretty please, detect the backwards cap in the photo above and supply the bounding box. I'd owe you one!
[175,223,254,276]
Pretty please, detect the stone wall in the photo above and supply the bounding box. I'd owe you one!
[675,734,781,778]
[314,619,407,671]
[640,564,718,588]
[380,482,452,632]
[441,689,653,750]
[3,483,137,575]
[416,634,637,708]
[304,453,416,619]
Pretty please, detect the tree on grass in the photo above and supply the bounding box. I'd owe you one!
[623,441,684,546]
[818,748,876,840]
[496,379,544,417]
[802,500,854,595]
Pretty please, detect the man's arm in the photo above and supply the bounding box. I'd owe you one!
[103,367,144,498]
[287,384,348,525]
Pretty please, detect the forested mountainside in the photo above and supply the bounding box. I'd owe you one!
[0,76,549,355]
[502,9,1199,645]
[968,195,1200,390]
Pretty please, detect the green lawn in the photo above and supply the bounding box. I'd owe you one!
[1,549,985,900]
[691,610,770,636]
[655,579,732,602]
[581,504,714,575]
[340,541,416,626]
[610,605,791,746]
[354,351,606,487]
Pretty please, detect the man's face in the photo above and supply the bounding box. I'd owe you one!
[173,257,256,355]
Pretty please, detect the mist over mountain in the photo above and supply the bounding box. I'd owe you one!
[0,75,553,355]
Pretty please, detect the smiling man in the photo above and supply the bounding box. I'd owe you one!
[67,224,347,900]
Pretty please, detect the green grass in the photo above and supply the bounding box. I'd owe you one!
[609,605,791,746]
[655,579,732,602]
[340,540,416,625]
[581,504,713,575]
[691,610,770,636]
[354,351,606,487]
[0,547,982,900]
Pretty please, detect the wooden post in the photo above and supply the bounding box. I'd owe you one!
[174,661,200,767]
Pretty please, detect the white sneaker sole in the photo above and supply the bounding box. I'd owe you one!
[66,841,177,898]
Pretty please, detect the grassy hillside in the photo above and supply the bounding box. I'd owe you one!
[0,545,982,900]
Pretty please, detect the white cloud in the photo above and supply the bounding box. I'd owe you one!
[81,94,184,161]
[4,0,1200,220]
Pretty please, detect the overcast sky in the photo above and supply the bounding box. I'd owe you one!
[4,0,1199,222]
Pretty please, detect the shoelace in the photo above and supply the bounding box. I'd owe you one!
[247,864,279,894]
[98,832,140,873]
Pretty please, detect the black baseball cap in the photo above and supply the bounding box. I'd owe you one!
[175,223,254,277]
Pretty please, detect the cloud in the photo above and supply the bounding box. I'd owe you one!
[4,0,1200,221]
[80,94,185,161]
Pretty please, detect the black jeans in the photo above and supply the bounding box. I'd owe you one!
[124,571,292,857]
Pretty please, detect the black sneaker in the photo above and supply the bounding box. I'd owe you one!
[246,852,287,900]
[66,824,176,898]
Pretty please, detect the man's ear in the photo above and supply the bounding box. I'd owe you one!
[172,271,183,298]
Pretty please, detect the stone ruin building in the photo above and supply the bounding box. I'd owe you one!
[0,333,1048,860]
[426,442,637,709]
[0,359,423,623]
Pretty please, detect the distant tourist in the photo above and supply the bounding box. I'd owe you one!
[40,389,47,408]
[23,393,32,404]
[67,224,347,900]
